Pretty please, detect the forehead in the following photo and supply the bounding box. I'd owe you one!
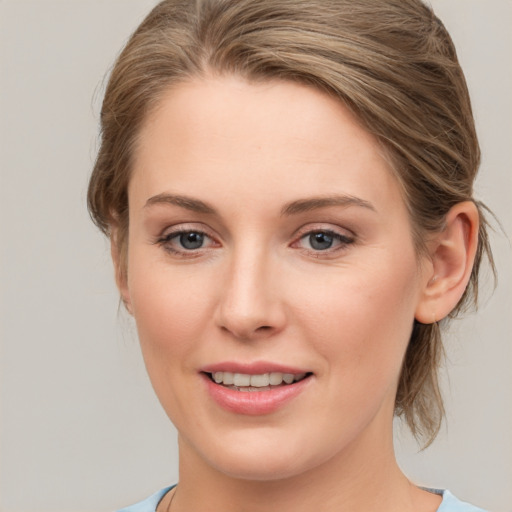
[130,75,405,217]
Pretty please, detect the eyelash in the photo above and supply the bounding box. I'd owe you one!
[155,228,218,257]
[155,226,355,258]
[293,229,354,256]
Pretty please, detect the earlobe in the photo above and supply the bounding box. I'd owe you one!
[415,201,479,324]
[110,228,133,315]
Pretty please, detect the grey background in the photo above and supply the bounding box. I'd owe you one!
[0,1,510,511]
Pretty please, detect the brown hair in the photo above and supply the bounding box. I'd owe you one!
[88,0,494,445]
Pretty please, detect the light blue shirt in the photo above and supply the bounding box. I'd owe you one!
[116,486,488,512]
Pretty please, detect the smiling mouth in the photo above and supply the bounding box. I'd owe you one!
[205,371,312,392]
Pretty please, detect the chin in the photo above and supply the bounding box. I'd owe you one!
[210,452,310,482]
[184,427,331,483]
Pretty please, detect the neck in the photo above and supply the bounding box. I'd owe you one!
[170,414,439,512]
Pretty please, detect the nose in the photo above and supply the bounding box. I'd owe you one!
[215,248,287,341]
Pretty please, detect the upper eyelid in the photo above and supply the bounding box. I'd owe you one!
[158,222,216,239]
[294,230,354,247]
[292,222,355,240]
[161,230,212,243]
[298,227,353,238]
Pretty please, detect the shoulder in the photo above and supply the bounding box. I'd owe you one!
[115,486,175,512]
[434,489,488,512]
[116,486,487,512]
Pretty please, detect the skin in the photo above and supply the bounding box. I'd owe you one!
[114,76,478,512]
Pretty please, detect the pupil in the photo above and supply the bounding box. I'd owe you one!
[180,232,204,250]
[310,232,333,250]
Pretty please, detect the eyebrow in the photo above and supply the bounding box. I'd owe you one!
[281,195,376,216]
[144,193,216,214]
[144,193,376,216]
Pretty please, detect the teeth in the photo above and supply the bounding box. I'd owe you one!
[233,373,251,386]
[269,372,283,385]
[250,374,270,387]
[223,372,234,385]
[211,371,307,388]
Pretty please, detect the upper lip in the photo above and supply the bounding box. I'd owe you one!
[201,361,311,375]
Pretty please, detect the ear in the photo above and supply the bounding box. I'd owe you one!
[415,201,479,324]
[110,226,133,315]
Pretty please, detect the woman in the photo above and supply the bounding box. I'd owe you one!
[88,1,494,510]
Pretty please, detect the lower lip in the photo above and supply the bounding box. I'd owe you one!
[202,373,312,415]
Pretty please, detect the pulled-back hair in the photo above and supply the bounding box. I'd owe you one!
[88,0,494,445]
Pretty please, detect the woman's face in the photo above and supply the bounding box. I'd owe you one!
[121,76,430,480]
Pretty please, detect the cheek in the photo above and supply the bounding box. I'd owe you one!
[292,258,419,380]
[127,256,213,364]
[126,258,217,423]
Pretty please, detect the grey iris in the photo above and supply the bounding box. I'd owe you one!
[180,232,204,250]
[310,232,333,250]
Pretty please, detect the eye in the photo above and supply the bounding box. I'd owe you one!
[156,228,217,256]
[296,229,354,252]
[176,231,206,250]
[307,232,335,250]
